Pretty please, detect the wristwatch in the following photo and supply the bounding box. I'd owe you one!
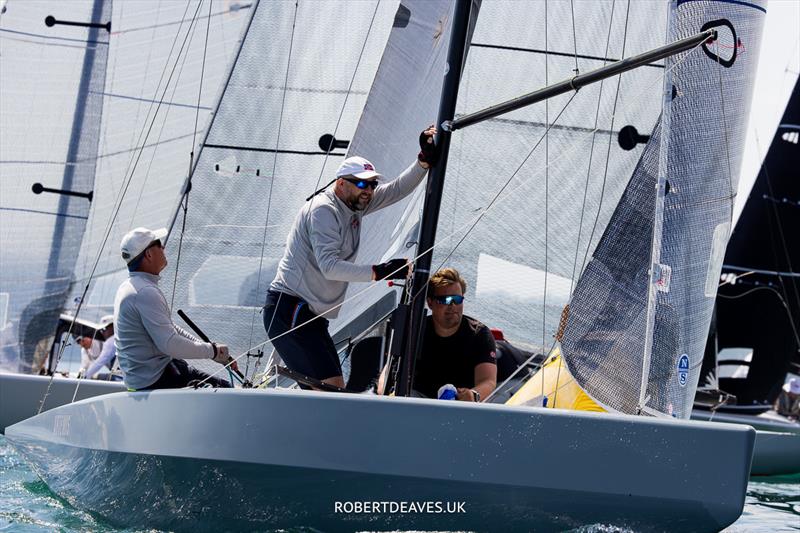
[471,389,481,402]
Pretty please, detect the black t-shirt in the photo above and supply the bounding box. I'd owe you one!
[413,315,497,399]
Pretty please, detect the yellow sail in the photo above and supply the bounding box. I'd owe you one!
[506,346,605,412]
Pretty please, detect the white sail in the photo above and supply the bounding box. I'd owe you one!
[561,0,766,417]
[161,0,404,374]
[0,0,111,371]
[65,1,249,324]
[431,1,669,349]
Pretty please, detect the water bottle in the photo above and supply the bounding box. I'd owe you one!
[437,384,457,400]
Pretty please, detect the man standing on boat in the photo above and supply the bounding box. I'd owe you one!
[409,267,497,402]
[114,227,235,390]
[264,126,439,390]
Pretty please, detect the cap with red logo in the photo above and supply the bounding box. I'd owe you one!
[335,156,381,180]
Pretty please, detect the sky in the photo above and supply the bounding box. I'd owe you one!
[734,0,800,223]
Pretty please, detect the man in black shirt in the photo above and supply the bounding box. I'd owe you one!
[412,268,497,401]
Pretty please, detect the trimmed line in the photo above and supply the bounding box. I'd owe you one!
[0,207,88,220]
[471,43,665,69]
[203,143,346,157]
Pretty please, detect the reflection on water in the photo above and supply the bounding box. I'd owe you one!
[1,436,797,532]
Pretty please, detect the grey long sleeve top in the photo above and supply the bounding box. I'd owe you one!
[270,161,427,318]
[114,271,214,389]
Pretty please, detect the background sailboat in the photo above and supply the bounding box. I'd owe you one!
[692,78,800,476]
[0,0,248,432]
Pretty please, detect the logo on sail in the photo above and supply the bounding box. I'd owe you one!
[677,354,690,387]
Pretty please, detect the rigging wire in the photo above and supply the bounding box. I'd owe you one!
[754,133,800,314]
[170,0,214,311]
[568,0,618,294]
[254,0,383,378]
[542,0,549,399]
[197,36,713,388]
[43,0,208,412]
[246,0,300,378]
[717,285,800,348]
[577,0,632,280]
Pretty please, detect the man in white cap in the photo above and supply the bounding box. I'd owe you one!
[114,227,234,390]
[264,126,439,390]
[84,315,118,380]
[775,377,800,420]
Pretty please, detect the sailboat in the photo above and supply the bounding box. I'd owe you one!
[691,78,800,476]
[0,0,249,431]
[5,0,766,531]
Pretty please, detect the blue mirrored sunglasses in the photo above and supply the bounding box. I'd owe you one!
[343,177,379,190]
[432,294,464,305]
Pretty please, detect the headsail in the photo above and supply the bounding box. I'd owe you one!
[561,0,765,417]
[0,0,111,372]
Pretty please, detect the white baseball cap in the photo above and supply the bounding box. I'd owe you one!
[120,227,167,264]
[784,378,800,395]
[99,314,114,328]
[335,156,381,180]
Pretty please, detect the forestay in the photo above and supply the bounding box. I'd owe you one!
[561,0,765,417]
[0,0,111,372]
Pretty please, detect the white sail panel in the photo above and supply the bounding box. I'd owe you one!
[431,0,669,348]
[66,1,249,324]
[0,0,111,371]
[162,0,403,373]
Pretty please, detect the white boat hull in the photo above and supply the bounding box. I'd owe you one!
[0,372,124,433]
[692,409,800,476]
[7,388,754,532]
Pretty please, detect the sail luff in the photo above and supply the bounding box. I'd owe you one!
[638,1,677,414]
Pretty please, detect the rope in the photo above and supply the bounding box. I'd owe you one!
[170,0,214,311]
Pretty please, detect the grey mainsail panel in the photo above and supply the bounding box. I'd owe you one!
[65,1,249,324]
[0,0,111,372]
[431,1,668,348]
[162,0,407,372]
[561,0,765,417]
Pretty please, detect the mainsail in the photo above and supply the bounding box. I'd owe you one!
[0,0,111,371]
[560,0,765,417]
[431,0,670,349]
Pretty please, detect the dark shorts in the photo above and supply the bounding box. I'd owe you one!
[263,290,342,385]
[141,359,232,390]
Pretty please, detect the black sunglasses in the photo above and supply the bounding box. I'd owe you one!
[343,177,379,190]
[431,294,465,305]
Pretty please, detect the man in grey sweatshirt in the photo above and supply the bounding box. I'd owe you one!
[265,126,439,390]
[114,227,235,390]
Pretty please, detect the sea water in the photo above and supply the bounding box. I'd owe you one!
[1,436,797,532]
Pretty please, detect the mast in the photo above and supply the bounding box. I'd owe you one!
[396,0,473,396]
